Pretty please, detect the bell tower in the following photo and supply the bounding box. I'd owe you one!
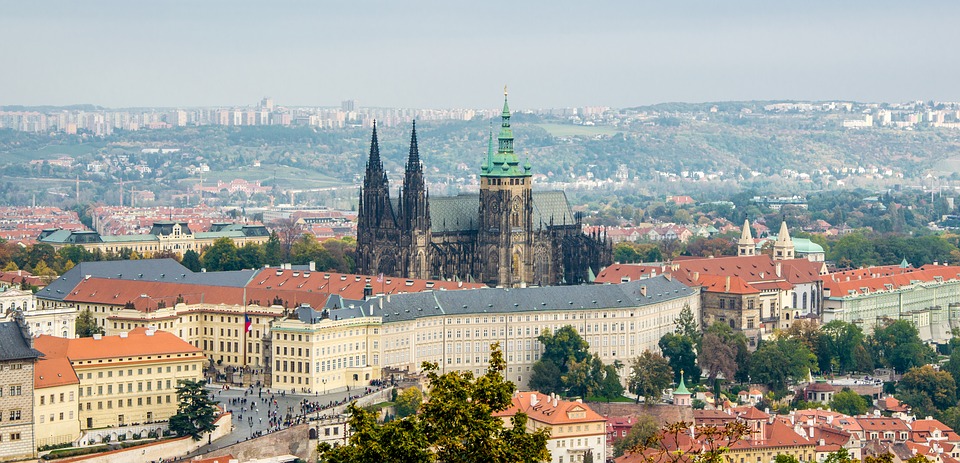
[738,219,756,257]
[478,88,534,287]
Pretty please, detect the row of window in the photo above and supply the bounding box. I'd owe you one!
[0,432,22,443]
[82,395,171,410]
[39,392,74,405]
[81,364,189,380]
[0,409,22,421]
[38,410,73,423]
[0,385,23,396]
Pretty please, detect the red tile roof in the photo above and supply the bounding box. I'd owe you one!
[595,265,668,284]
[246,269,484,301]
[730,405,771,421]
[35,327,201,361]
[822,265,960,297]
[494,391,606,426]
[856,417,910,433]
[34,356,79,389]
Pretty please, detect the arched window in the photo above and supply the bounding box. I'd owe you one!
[802,292,808,310]
[792,293,797,308]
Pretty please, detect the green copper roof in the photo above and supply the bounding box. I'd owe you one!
[481,91,531,178]
[674,370,691,395]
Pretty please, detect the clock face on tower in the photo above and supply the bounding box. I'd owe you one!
[489,199,500,213]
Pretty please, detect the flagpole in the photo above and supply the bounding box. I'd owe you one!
[242,287,247,374]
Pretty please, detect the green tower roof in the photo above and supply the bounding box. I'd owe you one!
[480,88,531,178]
[674,370,691,396]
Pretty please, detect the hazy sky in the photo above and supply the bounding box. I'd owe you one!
[2,1,958,109]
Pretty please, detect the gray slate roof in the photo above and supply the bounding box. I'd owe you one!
[37,259,257,302]
[347,275,694,324]
[0,321,42,361]
[429,191,575,233]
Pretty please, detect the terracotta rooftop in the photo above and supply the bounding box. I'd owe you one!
[34,355,79,389]
[35,327,201,362]
[248,269,485,301]
[494,391,606,426]
[822,265,960,297]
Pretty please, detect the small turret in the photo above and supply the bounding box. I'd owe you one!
[738,219,756,256]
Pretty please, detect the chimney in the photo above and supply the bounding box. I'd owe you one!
[93,333,102,340]
[309,261,316,272]
[776,262,782,278]
[819,439,825,446]
[640,286,647,296]
[530,393,538,407]
[119,332,128,338]
[692,271,700,281]
[725,276,731,292]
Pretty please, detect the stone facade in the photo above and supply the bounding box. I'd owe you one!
[0,320,39,462]
[356,94,611,288]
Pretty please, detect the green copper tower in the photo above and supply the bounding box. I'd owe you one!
[481,87,531,178]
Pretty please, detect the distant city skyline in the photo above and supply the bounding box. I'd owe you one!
[2,1,959,109]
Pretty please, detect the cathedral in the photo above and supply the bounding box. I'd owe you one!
[356,92,612,287]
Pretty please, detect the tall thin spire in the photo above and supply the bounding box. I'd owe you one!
[368,120,382,168]
[482,124,494,173]
[407,120,420,168]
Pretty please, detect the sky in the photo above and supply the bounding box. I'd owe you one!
[2,1,959,109]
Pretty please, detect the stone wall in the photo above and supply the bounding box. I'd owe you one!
[56,413,233,463]
[200,424,313,462]
[586,402,694,425]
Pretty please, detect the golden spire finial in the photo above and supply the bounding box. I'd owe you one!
[504,85,508,97]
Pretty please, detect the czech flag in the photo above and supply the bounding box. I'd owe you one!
[245,315,252,333]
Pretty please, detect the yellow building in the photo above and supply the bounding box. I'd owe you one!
[33,356,81,447]
[270,305,381,393]
[34,327,204,438]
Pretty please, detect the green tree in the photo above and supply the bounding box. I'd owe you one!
[748,338,816,392]
[597,363,625,402]
[612,414,658,457]
[699,322,749,383]
[628,350,673,403]
[818,320,870,374]
[263,232,283,266]
[237,242,265,269]
[871,319,935,373]
[530,326,592,396]
[774,455,800,463]
[318,403,432,463]
[169,379,218,440]
[674,303,700,345]
[181,249,202,272]
[201,237,241,271]
[898,365,957,411]
[658,332,700,385]
[394,387,423,418]
[322,343,550,463]
[75,308,103,338]
[830,388,868,416]
[942,346,960,394]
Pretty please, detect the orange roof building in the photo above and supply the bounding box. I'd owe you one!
[821,264,960,343]
[34,328,204,439]
[494,391,607,463]
[33,354,81,447]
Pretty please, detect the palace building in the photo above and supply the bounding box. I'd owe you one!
[356,92,612,287]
